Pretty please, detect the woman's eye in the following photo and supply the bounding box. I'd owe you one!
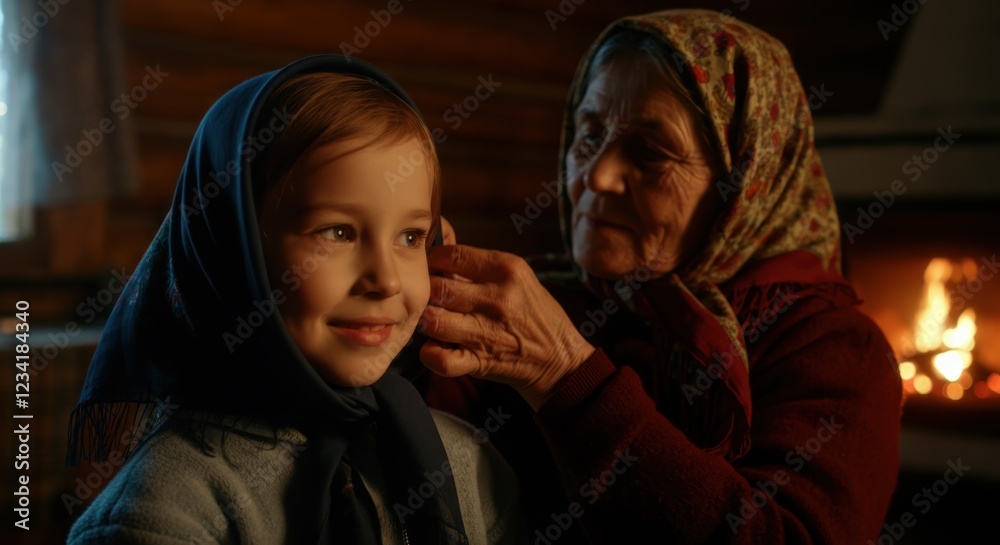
[623,131,682,169]
[571,137,598,162]
[398,229,428,248]
[570,122,613,163]
[577,126,605,147]
[320,225,355,242]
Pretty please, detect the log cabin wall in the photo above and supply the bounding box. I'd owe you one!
[111,0,900,272]
[113,0,634,270]
[0,0,904,323]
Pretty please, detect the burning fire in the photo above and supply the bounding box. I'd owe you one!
[899,258,999,400]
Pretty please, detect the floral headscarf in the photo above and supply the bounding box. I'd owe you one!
[557,9,841,460]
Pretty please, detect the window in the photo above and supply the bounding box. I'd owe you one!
[0,5,9,240]
[0,4,28,243]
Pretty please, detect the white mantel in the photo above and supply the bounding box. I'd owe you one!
[815,0,1000,201]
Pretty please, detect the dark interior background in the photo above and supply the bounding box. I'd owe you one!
[87,0,915,265]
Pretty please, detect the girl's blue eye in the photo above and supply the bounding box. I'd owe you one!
[320,225,355,241]
[317,226,426,247]
[399,229,429,248]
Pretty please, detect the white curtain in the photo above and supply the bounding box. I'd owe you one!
[1,0,136,237]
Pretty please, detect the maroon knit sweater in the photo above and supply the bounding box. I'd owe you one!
[424,252,902,544]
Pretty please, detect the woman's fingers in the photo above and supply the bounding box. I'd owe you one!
[432,218,472,281]
[419,305,487,345]
[419,340,480,378]
[427,244,514,282]
[428,275,493,314]
[419,244,596,409]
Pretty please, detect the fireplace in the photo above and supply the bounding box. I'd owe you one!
[840,201,1000,426]
[814,3,1000,529]
[815,0,1000,439]
[834,198,1000,544]
[892,255,997,402]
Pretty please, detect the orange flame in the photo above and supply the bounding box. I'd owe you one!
[901,259,980,398]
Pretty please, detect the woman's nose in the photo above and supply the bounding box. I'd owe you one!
[582,141,628,195]
[352,246,402,299]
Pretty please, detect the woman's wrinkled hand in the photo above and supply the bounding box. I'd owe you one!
[418,244,595,410]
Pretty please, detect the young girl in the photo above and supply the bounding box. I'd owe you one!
[65,55,524,545]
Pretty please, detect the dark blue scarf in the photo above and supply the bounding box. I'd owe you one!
[67,54,466,544]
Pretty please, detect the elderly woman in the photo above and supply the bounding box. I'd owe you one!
[418,9,902,544]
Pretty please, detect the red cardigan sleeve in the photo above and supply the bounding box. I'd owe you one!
[533,302,902,544]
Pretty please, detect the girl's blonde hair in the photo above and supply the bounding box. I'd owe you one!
[251,71,441,244]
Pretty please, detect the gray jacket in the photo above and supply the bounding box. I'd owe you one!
[67,409,524,544]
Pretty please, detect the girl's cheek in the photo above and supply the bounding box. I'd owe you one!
[405,260,431,308]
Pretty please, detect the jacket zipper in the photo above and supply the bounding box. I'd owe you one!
[401,523,411,545]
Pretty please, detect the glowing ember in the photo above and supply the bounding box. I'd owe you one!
[941,309,976,351]
[900,258,988,401]
[913,258,952,354]
[944,382,964,400]
[913,374,933,394]
[989,373,1000,395]
[932,350,965,382]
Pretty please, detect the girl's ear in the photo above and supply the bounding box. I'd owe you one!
[436,216,457,246]
[432,221,444,247]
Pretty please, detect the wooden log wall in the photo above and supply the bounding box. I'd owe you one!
[0,0,906,325]
[111,0,901,272]
[112,0,635,269]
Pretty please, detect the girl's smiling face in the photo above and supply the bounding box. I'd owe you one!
[259,136,433,387]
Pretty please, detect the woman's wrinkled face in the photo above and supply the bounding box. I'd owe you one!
[260,136,433,388]
[566,56,722,279]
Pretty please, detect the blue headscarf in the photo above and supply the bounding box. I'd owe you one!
[67,55,465,544]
